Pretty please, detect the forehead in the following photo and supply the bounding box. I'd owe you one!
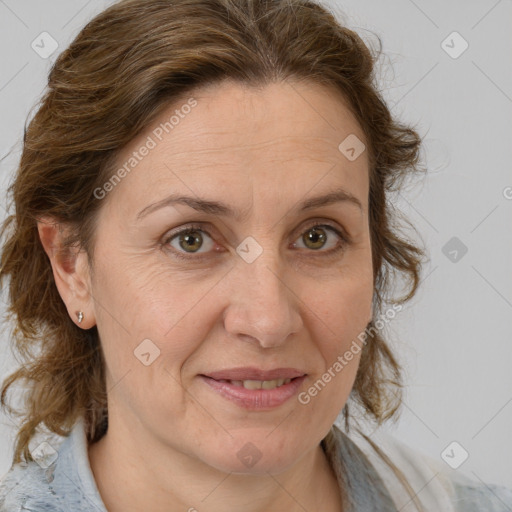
[104,79,369,218]
[174,79,365,153]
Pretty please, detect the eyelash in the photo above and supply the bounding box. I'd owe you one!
[161,221,351,261]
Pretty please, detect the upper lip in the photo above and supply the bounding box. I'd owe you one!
[202,367,306,381]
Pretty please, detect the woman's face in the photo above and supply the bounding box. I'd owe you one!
[87,79,373,473]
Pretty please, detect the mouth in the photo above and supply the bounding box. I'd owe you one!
[198,368,307,409]
[212,378,294,390]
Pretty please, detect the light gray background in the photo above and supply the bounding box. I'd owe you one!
[0,0,511,490]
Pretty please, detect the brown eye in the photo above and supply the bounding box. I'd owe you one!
[303,226,328,250]
[294,224,344,253]
[178,230,203,252]
[166,227,215,255]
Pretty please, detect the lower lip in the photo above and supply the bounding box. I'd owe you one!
[199,375,307,410]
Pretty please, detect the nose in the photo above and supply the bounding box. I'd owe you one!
[222,254,304,348]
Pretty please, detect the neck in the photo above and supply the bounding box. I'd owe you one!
[88,414,343,512]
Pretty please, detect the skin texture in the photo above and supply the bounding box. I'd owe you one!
[37,79,374,512]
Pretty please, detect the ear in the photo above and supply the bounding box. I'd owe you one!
[37,216,96,329]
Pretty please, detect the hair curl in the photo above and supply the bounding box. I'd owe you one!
[0,0,427,466]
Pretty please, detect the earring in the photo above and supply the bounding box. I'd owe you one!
[76,311,84,324]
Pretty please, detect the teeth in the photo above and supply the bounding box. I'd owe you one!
[262,379,284,389]
[243,380,263,390]
[227,378,292,389]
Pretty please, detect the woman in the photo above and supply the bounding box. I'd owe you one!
[0,0,510,510]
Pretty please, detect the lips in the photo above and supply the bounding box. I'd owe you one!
[199,367,307,409]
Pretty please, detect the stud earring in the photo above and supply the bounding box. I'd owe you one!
[76,311,84,324]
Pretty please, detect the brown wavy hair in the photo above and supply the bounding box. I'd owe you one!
[0,0,426,467]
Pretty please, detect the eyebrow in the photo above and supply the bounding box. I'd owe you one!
[136,187,363,222]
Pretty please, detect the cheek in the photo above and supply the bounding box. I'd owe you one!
[305,269,372,408]
[90,254,219,393]
[317,271,373,347]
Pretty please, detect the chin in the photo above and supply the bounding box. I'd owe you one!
[195,430,309,475]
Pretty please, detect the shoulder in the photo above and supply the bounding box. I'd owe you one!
[339,425,512,512]
[0,456,65,512]
[449,476,512,512]
[0,417,106,512]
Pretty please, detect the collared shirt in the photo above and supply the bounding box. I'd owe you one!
[1,416,511,511]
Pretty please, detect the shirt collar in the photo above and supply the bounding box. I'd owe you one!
[51,415,107,511]
[322,424,398,511]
